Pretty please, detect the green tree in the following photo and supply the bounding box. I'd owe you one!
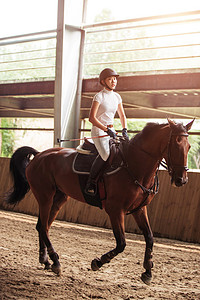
[1,38,56,82]
[188,135,200,169]
[84,8,156,77]
[1,119,16,157]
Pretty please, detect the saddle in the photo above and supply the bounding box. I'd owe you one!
[72,137,127,209]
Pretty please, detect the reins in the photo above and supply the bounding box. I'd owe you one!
[116,128,189,215]
[114,138,160,214]
[126,170,160,215]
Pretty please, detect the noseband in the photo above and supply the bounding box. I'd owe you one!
[161,131,189,175]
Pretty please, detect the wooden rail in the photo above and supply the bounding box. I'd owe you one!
[0,157,199,243]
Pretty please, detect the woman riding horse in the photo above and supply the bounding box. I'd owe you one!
[5,119,193,284]
[85,68,128,196]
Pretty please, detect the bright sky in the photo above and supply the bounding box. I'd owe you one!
[0,0,199,37]
[87,0,200,22]
[0,0,58,37]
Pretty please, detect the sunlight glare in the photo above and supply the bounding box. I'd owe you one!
[86,0,200,23]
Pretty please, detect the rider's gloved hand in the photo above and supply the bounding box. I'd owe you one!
[122,128,129,141]
[106,127,117,139]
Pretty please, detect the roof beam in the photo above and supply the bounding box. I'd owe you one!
[0,81,54,96]
[0,110,52,118]
[0,96,54,109]
[82,73,200,93]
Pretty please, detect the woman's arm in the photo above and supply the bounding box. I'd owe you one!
[117,102,127,129]
[89,101,107,131]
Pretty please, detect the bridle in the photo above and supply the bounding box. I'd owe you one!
[160,131,189,175]
[118,129,190,215]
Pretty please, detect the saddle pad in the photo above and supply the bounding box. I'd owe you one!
[73,152,122,175]
[73,152,96,174]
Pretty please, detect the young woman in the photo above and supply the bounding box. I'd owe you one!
[85,68,128,195]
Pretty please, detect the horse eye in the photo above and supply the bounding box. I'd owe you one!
[176,136,182,143]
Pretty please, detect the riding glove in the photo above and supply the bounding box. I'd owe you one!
[106,127,117,139]
[122,128,129,141]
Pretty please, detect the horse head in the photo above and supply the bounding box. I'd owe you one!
[164,119,194,187]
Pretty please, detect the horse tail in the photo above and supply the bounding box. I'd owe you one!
[6,146,39,205]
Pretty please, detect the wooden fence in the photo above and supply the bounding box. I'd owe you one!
[0,157,199,243]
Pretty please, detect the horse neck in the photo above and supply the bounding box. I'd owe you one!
[127,125,171,173]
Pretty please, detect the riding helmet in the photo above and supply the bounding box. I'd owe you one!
[99,68,119,84]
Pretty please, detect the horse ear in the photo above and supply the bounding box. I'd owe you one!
[185,119,195,132]
[167,118,177,130]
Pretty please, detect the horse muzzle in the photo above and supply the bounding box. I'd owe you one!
[171,175,188,187]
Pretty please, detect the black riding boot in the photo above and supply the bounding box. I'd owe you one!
[85,155,106,196]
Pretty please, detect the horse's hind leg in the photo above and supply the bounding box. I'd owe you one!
[36,215,51,270]
[36,189,67,274]
[39,204,61,275]
[132,206,153,285]
[48,189,68,227]
[32,188,62,276]
[91,211,126,271]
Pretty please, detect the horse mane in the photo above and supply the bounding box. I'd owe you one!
[129,121,186,145]
[129,122,164,144]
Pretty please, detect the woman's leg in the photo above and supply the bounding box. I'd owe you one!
[85,155,106,195]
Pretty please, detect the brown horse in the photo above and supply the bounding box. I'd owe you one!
[5,119,193,284]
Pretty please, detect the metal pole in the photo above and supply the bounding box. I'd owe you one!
[73,0,88,148]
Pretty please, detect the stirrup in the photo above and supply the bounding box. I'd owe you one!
[85,181,97,196]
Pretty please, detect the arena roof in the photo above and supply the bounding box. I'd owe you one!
[0,71,200,120]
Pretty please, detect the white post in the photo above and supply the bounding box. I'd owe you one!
[54,0,87,148]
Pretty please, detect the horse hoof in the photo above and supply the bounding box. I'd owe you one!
[141,272,152,285]
[51,264,61,276]
[44,261,51,270]
[91,258,102,271]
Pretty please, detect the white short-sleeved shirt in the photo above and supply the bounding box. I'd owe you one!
[91,88,122,161]
[93,88,122,125]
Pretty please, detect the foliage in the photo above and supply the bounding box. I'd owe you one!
[1,38,56,82]
[1,119,17,157]
[188,134,200,169]
[84,118,199,169]
[113,118,146,139]
[1,9,199,169]
[83,9,161,77]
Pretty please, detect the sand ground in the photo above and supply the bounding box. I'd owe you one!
[0,210,199,299]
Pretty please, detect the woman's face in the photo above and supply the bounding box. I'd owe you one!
[104,76,117,90]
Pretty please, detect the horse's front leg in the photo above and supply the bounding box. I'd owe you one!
[132,206,153,285]
[91,211,126,271]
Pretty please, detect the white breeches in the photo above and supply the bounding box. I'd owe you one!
[91,126,112,161]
